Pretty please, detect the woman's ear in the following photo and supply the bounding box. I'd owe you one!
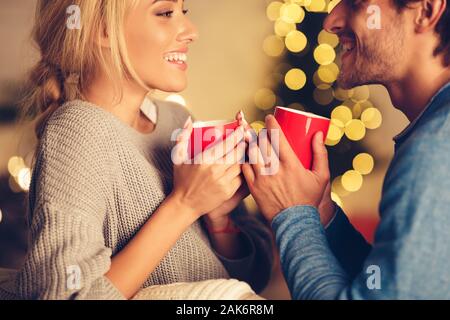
[98,24,111,48]
[415,0,447,33]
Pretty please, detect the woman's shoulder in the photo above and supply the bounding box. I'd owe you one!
[153,99,192,128]
[42,99,124,147]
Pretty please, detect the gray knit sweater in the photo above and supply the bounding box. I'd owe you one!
[9,99,273,300]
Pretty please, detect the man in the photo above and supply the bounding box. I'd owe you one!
[242,0,450,299]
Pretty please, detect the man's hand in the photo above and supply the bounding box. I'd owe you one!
[242,115,331,222]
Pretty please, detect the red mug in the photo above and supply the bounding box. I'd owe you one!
[188,119,240,160]
[274,106,330,169]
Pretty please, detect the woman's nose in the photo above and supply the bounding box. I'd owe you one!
[178,16,199,44]
[323,0,347,34]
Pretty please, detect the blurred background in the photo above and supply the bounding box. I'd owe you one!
[0,0,410,299]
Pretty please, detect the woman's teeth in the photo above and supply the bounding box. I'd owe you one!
[164,53,187,63]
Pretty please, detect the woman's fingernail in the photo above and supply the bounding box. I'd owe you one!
[238,110,243,120]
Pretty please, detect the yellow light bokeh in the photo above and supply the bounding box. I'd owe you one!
[318,30,339,48]
[314,44,336,65]
[306,0,327,12]
[342,170,363,192]
[317,65,338,83]
[351,85,370,102]
[331,105,353,125]
[250,121,266,134]
[280,3,305,23]
[361,108,383,129]
[263,35,285,57]
[285,68,307,90]
[266,1,283,21]
[285,30,308,53]
[254,88,277,110]
[353,153,375,175]
[7,156,25,177]
[313,71,332,89]
[331,192,344,208]
[345,119,366,141]
[332,176,350,196]
[326,122,344,141]
[274,19,297,37]
[313,87,334,105]
[333,87,354,101]
[17,167,31,192]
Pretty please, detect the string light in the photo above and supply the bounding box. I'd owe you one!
[259,0,383,206]
[353,153,375,175]
[342,170,364,192]
[254,88,277,110]
[285,68,307,90]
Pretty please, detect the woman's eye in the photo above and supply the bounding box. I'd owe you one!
[157,11,174,17]
[157,9,189,18]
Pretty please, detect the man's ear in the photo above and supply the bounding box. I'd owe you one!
[415,0,447,33]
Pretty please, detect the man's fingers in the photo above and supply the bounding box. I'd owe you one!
[311,131,330,179]
[242,163,255,185]
[248,138,266,176]
[225,163,242,180]
[265,115,298,164]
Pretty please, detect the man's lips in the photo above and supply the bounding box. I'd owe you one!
[339,35,356,63]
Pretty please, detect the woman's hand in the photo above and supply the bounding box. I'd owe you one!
[169,116,247,221]
[204,111,253,230]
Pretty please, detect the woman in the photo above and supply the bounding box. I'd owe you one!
[13,0,272,299]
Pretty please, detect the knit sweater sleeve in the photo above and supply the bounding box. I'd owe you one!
[16,107,125,300]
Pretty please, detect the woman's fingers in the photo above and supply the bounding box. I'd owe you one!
[198,125,245,164]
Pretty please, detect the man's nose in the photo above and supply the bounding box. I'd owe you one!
[323,0,346,34]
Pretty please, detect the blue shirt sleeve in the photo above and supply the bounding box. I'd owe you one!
[325,208,371,278]
[272,126,450,299]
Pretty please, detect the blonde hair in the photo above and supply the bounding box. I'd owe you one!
[21,0,144,140]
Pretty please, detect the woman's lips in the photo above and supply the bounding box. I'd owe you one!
[166,59,188,71]
[164,52,188,71]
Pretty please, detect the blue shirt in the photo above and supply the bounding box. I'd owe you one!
[272,82,450,299]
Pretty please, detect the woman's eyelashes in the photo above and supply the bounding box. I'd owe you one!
[156,9,189,18]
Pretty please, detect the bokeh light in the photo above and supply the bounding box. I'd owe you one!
[263,35,285,57]
[313,44,336,65]
[285,30,308,53]
[285,68,307,90]
[254,88,277,110]
[342,170,364,192]
[353,153,375,175]
[345,119,366,141]
[361,108,383,129]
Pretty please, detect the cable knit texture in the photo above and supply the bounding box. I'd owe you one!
[6,99,272,300]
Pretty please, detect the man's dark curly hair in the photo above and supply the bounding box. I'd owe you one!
[394,0,450,65]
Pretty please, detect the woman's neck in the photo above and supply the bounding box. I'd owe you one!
[84,75,155,134]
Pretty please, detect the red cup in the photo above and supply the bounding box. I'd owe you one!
[274,106,330,169]
[188,119,240,159]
